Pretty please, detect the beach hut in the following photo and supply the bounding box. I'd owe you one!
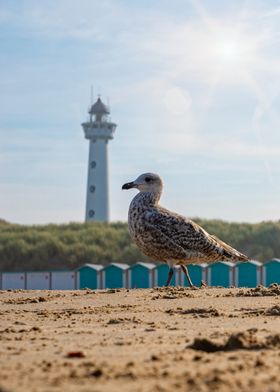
[263,259,280,286]
[128,262,155,288]
[101,263,129,289]
[235,260,263,288]
[1,272,26,290]
[180,264,208,287]
[155,264,180,287]
[76,264,103,290]
[50,271,77,290]
[208,262,235,287]
[26,272,51,290]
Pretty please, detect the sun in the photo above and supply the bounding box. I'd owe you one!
[210,30,258,70]
[217,39,240,62]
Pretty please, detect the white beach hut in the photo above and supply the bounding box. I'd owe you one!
[26,272,51,290]
[50,271,77,290]
[1,272,26,290]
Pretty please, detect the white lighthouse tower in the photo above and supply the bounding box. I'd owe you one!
[82,97,117,222]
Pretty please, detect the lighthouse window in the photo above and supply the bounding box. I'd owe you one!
[89,185,96,193]
[90,161,96,168]
[89,210,95,217]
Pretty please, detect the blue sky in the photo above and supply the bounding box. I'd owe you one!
[1,0,280,224]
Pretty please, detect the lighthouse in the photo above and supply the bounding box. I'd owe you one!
[82,97,117,222]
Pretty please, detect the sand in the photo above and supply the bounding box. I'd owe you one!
[1,285,280,392]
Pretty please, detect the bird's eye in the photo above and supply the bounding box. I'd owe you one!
[145,177,152,183]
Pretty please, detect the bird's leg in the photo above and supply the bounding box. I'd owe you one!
[165,267,174,287]
[181,265,194,287]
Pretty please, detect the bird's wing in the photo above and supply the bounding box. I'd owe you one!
[144,207,248,261]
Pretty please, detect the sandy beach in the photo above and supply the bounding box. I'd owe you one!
[1,285,280,392]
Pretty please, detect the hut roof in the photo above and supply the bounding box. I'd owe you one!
[132,262,155,270]
[210,261,235,268]
[264,258,280,264]
[104,263,129,270]
[237,259,262,267]
[76,264,103,271]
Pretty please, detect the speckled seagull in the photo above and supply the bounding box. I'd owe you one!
[122,173,248,287]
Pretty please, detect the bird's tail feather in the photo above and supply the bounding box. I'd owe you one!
[211,235,249,262]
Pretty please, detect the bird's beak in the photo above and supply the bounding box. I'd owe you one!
[122,181,135,190]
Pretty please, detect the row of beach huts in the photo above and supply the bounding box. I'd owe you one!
[1,259,280,290]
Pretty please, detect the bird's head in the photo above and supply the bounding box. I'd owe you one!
[122,173,163,194]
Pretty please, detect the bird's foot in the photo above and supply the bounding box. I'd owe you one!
[190,285,199,290]
[200,280,207,288]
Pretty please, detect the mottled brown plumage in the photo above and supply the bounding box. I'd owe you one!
[122,173,248,286]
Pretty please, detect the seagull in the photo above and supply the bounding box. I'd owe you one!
[122,173,249,287]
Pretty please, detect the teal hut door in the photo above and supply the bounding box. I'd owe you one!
[210,263,231,287]
[183,265,202,287]
[157,264,176,286]
[79,266,98,289]
[265,261,280,286]
[237,263,257,288]
[131,265,150,288]
[105,265,123,288]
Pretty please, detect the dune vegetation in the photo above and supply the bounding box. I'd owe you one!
[0,219,279,271]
